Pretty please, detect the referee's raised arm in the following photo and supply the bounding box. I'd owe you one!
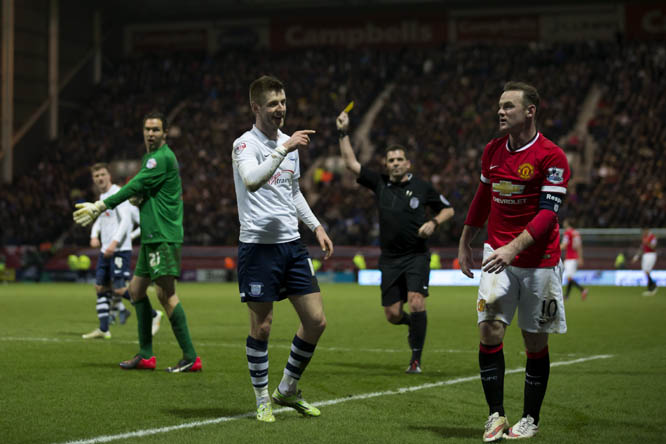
[336,111,361,176]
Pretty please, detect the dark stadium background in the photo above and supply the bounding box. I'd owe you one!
[0,0,664,281]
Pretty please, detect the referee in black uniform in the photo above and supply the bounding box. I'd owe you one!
[336,110,455,373]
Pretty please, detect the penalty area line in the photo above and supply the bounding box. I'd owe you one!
[54,354,613,444]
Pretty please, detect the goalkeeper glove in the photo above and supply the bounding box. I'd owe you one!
[73,200,107,227]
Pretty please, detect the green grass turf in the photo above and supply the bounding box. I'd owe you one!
[0,283,664,444]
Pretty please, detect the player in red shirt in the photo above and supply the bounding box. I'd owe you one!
[560,219,588,300]
[458,82,570,441]
[632,229,658,296]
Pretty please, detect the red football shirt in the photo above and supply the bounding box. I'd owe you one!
[562,228,581,260]
[480,132,570,268]
[642,231,657,253]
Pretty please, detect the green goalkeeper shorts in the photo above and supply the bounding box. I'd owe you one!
[135,242,182,280]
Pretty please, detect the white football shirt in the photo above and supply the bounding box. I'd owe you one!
[130,203,141,240]
[90,184,134,252]
[232,125,317,243]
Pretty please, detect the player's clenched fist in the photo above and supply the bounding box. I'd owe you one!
[283,130,315,152]
[336,112,349,132]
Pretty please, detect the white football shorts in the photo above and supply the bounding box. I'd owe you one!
[642,252,657,273]
[563,258,578,283]
[476,243,567,334]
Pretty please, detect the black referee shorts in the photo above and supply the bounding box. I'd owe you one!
[378,253,430,306]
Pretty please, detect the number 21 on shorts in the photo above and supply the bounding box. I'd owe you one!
[149,251,161,269]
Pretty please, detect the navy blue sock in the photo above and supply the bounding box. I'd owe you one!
[246,336,269,400]
[96,291,111,332]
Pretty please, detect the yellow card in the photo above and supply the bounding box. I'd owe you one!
[343,101,354,113]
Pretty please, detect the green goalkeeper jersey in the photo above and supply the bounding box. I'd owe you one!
[103,143,183,244]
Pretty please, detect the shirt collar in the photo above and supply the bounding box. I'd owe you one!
[389,172,413,185]
[505,132,540,153]
[251,125,283,147]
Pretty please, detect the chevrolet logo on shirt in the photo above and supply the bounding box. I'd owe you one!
[492,181,525,196]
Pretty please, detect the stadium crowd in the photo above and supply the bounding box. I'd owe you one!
[1,41,664,248]
[573,42,666,228]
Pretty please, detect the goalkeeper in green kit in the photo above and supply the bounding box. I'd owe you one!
[73,111,201,372]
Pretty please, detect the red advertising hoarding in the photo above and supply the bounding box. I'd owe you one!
[270,16,447,50]
[128,29,208,54]
[626,3,666,40]
[456,15,539,42]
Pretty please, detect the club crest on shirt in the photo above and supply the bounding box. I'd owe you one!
[517,163,534,179]
[146,158,157,169]
[546,167,565,184]
[234,142,247,154]
[409,197,420,209]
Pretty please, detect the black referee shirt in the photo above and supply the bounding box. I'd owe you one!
[357,166,450,257]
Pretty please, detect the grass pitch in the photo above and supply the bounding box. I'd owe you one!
[0,283,663,444]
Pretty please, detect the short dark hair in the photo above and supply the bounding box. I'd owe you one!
[142,111,168,131]
[90,162,110,174]
[384,144,409,159]
[249,75,284,106]
[503,81,540,109]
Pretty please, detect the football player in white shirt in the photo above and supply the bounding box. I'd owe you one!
[232,75,333,423]
[83,163,133,339]
[83,164,161,339]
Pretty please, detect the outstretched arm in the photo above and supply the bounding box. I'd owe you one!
[336,111,361,175]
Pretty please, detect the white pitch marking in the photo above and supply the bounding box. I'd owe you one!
[0,336,475,354]
[0,337,590,357]
[53,354,613,444]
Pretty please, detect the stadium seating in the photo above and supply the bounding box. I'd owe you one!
[1,42,664,249]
